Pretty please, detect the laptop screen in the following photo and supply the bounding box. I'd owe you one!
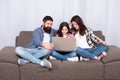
[52,37,76,52]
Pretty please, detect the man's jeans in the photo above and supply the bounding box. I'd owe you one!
[15,47,51,64]
[76,44,109,59]
[52,51,76,60]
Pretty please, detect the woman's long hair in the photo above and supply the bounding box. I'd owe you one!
[56,22,71,37]
[71,15,87,36]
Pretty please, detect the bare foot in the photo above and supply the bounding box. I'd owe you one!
[94,56,100,60]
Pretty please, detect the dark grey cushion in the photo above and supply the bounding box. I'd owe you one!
[0,62,19,80]
[16,31,33,47]
[20,60,104,80]
[102,45,120,63]
[0,46,19,64]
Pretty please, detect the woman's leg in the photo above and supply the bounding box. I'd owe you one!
[92,43,109,56]
[76,47,95,60]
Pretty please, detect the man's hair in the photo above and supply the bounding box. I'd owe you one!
[43,16,53,22]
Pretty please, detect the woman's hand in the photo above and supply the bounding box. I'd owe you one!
[102,41,109,46]
[99,39,109,46]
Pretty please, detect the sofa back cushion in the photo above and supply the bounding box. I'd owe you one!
[16,31,105,47]
[16,31,33,47]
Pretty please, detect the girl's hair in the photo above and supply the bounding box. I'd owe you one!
[56,22,71,37]
[71,15,87,35]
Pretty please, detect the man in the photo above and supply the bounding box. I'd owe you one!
[15,16,56,69]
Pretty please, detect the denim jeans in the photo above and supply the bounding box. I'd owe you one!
[15,46,51,64]
[52,50,76,60]
[76,44,109,59]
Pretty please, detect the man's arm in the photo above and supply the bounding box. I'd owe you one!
[32,29,43,47]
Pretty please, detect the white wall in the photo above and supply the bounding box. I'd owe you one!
[0,0,120,50]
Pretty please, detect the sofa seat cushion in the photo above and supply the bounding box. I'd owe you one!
[20,60,104,80]
[0,62,19,80]
[0,46,19,64]
[102,45,120,63]
[105,61,120,80]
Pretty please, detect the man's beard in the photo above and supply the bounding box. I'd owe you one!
[43,27,51,34]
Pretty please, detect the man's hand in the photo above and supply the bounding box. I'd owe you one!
[42,42,53,50]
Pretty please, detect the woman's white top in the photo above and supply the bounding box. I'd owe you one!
[75,33,91,48]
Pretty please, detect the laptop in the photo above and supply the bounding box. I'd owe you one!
[52,37,76,52]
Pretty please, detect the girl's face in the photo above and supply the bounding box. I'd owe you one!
[62,26,68,35]
[71,21,79,30]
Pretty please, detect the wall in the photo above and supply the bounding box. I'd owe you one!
[0,0,120,50]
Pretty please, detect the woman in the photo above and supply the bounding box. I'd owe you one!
[70,15,109,60]
[51,22,78,61]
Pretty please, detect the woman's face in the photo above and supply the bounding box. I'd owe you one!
[62,26,68,35]
[71,21,79,30]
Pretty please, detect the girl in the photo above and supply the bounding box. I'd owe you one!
[51,22,78,61]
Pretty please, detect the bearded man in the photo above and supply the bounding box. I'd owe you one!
[15,16,56,70]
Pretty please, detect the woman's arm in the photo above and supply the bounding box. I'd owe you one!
[99,39,109,46]
[88,28,108,46]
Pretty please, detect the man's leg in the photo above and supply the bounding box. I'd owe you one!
[33,47,51,59]
[15,47,41,64]
[15,47,52,69]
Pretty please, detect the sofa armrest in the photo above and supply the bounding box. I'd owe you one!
[102,45,120,63]
[0,46,19,64]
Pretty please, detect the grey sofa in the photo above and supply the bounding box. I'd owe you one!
[0,31,120,80]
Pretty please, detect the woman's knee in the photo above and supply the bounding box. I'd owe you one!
[76,47,83,53]
[99,44,109,51]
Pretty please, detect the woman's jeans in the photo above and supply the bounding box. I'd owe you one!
[52,50,76,60]
[15,46,51,64]
[76,44,109,59]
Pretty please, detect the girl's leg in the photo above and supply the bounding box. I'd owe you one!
[52,50,68,60]
[64,51,76,58]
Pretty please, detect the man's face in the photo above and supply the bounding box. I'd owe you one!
[43,20,53,33]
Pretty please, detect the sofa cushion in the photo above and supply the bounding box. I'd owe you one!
[105,61,120,80]
[20,60,104,80]
[16,31,33,47]
[102,45,120,63]
[0,62,19,80]
[0,46,19,64]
